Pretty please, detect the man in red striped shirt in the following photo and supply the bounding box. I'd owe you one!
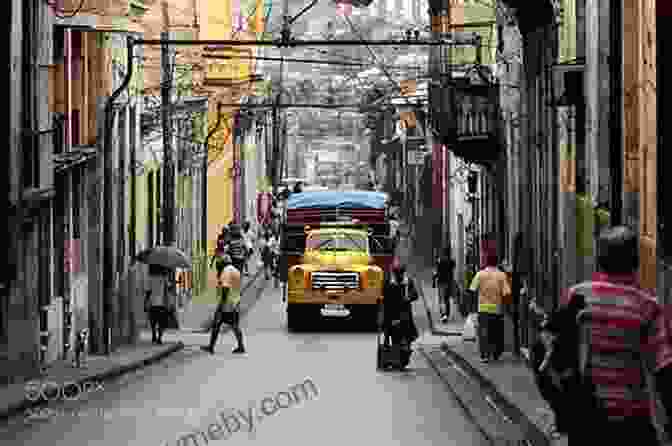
[562,226,672,444]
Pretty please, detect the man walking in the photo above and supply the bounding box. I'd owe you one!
[545,226,672,444]
[469,252,511,363]
[201,255,246,354]
[433,247,456,323]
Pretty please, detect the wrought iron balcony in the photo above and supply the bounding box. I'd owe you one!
[452,82,502,165]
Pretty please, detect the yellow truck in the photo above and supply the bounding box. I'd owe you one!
[280,191,394,330]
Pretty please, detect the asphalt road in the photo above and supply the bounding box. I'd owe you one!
[0,277,490,446]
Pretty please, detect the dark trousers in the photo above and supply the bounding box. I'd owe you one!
[477,313,504,359]
[149,306,167,343]
[571,416,659,446]
[208,291,244,351]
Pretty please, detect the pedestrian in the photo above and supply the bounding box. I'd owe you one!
[433,247,456,323]
[530,226,672,445]
[210,226,229,279]
[226,225,247,274]
[144,264,170,345]
[242,221,254,276]
[381,261,420,369]
[469,251,511,363]
[389,214,400,248]
[260,231,278,280]
[201,255,245,354]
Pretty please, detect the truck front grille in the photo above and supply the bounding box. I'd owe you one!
[311,272,359,289]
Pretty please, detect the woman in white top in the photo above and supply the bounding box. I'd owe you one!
[145,264,169,344]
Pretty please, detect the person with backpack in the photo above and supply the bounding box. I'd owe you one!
[532,226,672,444]
[201,255,245,354]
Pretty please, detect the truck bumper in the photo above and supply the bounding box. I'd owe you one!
[287,288,382,306]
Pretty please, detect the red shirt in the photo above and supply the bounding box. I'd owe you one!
[564,272,672,420]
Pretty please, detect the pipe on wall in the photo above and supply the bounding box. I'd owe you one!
[102,36,134,355]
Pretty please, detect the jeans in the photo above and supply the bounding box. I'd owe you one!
[477,312,504,359]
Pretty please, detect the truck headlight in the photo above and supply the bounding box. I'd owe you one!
[368,269,382,288]
[291,268,306,289]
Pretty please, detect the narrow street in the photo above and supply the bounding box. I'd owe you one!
[0,277,490,446]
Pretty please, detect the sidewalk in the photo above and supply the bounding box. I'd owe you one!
[0,256,264,423]
[398,222,563,446]
[396,224,464,336]
[0,335,183,422]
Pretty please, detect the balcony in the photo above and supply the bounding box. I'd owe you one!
[451,79,502,166]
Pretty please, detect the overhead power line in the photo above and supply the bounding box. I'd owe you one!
[134,36,482,47]
[203,53,373,67]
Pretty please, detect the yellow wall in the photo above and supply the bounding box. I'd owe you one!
[203,0,233,291]
[202,0,232,39]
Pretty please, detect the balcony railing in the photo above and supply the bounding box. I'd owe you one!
[456,91,498,139]
[452,83,501,164]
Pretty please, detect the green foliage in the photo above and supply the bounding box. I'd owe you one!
[175,65,193,97]
[576,193,595,257]
[192,113,206,143]
[449,1,496,65]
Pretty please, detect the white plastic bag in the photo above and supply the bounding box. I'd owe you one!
[462,313,478,341]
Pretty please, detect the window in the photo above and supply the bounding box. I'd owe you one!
[306,232,368,252]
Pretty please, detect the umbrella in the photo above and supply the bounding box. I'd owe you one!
[135,246,191,270]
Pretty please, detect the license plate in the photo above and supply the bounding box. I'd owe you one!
[321,304,350,317]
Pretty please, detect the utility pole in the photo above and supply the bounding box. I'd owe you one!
[161,0,175,247]
[428,0,454,255]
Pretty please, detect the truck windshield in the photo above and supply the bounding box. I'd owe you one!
[306,233,368,252]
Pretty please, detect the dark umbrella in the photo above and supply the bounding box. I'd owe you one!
[135,246,191,270]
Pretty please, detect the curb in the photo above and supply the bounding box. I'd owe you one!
[438,342,550,446]
[417,347,497,445]
[0,342,184,423]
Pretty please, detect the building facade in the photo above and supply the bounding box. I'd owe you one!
[3,0,149,383]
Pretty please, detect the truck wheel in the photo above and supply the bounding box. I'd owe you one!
[359,305,379,331]
[287,304,301,331]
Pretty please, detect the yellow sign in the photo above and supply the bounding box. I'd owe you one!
[205,49,251,81]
